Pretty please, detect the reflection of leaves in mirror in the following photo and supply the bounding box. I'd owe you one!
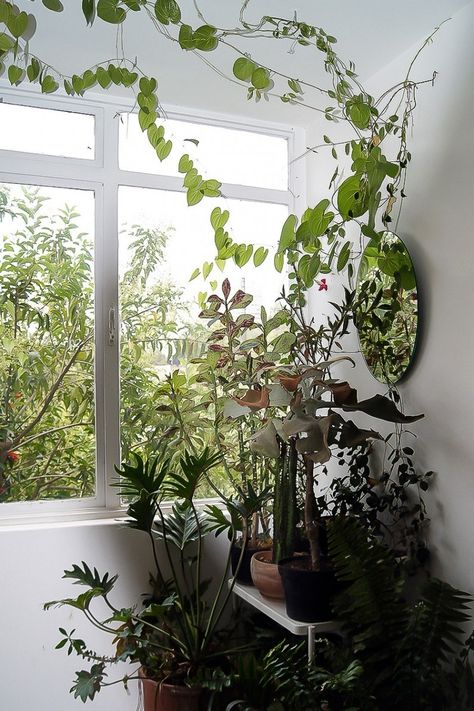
[355,232,418,384]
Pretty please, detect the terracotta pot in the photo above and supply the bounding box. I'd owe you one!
[139,669,201,711]
[250,550,284,600]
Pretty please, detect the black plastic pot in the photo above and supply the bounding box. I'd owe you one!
[231,542,271,584]
[278,555,338,622]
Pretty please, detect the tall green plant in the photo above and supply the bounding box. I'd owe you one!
[45,445,270,702]
[328,516,474,710]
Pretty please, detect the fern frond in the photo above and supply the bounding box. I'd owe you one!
[328,516,406,683]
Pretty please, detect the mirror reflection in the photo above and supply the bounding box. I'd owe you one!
[354,231,419,384]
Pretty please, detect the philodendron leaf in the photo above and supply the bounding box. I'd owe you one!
[249,420,280,458]
[341,394,424,423]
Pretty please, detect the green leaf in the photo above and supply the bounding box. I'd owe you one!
[202,261,213,279]
[156,139,172,161]
[288,78,302,93]
[179,24,195,51]
[0,33,15,52]
[337,174,368,220]
[193,25,218,52]
[348,97,372,130]
[233,244,253,267]
[8,11,28,38]
[82,0,96,25]
[82,69,96,89]
[8,65,24,86]
[72,74,85,95]
[178,153,193,173]
[308,199,333,238]
[278,214,297,252]
[138,108,157,131]
[270,331,296,354]
[253,246,268,267]
[252,66,270,90]
[26,58,41,82]
[187,188,203,206]
[210,207,230,231]
[154,0,181,25]
[274,252,284,273]
[139,76,157,95]
[337,241,351,271]
[97,0,126,24]
[233,57,256,82]
[41,75,59,93]
[96,66,111,88]
[72,665,105,703]
[42,0,64,11]
[189,267,200,281]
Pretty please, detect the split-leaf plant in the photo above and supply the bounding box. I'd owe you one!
[45,445,270,702]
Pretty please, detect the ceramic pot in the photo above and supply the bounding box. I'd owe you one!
[250,550,285,600]
[231,541,271,584]
[278,555,338,622]
[139,669,201,711]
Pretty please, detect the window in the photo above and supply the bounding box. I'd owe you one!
[0,94,298,522]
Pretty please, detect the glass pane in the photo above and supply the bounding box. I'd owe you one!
[0,103,95,159]
[119,114,288,190]
[119,187,287,495]
[0,183,96,503]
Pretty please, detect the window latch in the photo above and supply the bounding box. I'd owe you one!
[108,307,116,345]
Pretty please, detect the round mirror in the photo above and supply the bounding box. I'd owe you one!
[354,231,419,384]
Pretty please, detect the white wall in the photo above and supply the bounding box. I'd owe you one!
[0,520,228,710]
[306,2,474,599]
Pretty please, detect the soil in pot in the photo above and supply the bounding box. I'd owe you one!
[250,550,284,600]
[139,669,201,711]
[231,539,272,585]
[278,555,338,623]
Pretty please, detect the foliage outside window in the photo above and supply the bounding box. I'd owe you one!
[0,103,291,511]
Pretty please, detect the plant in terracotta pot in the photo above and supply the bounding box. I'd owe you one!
[222,278,425,620]
[45,446,269,708]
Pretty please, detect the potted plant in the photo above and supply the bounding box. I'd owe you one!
[45,446,269,708]
[217,279,425,620]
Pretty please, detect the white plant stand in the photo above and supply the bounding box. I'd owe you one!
[230,581,341,662]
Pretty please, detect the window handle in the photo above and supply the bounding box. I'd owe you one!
[108,307,116,345]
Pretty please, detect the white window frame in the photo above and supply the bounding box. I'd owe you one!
[0,83,306,526]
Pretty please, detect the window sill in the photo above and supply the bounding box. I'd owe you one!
[0,497,223,530]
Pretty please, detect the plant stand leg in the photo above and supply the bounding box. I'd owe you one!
[307,625,316,664]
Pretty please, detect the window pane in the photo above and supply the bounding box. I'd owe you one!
[119,187,287,495]
[0,104,95,159]
[0,183,96,503]
[119,114,288,190]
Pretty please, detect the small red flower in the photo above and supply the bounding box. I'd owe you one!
[6,451,20,463]
[317,278,328,291]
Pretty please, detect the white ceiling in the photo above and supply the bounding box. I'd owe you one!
[20,0,472,126]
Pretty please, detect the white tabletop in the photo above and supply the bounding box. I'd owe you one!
[231,581,340,636]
